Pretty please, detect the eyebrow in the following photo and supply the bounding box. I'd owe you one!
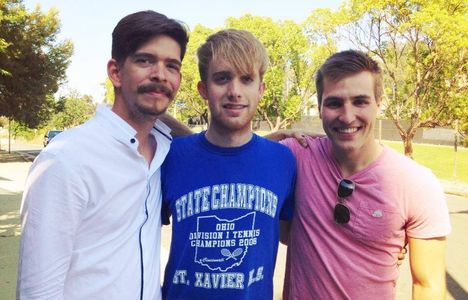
[212,70,232,77]
[353,94,372,100]
[323,96,343,102]
[131,52,181,67]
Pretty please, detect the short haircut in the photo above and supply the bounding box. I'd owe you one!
[197,29,269,82]
[316,50,383,106]
[111,10,189,65]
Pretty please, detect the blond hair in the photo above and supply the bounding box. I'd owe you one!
[197,29,269,82]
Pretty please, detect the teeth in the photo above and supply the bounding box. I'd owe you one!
[337,127,358,133]
[224,105,245,109]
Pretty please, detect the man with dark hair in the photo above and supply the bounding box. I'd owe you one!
[17,10,188,299]
[161,29,296,299]
[281,50,451,299]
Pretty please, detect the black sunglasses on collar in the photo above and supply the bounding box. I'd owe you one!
[333,179,355,224]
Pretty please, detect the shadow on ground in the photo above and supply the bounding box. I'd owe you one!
[450,210,468,215]
[0,151,27,163]
[447,271,468,300]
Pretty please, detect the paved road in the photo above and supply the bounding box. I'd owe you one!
[1,152,467,299]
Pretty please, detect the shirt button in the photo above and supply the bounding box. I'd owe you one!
[130,138,136,144]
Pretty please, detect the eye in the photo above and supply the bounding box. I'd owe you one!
[213,73,231,84]
[133,57,153,68]
[323,98,342,108]
[167,62,181,73]
[241,75,254,84]
[353,97,370,106]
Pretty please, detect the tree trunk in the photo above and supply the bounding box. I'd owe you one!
[402,127,418,159]
[403,137,413,159]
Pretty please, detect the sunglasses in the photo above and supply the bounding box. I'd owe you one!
[334,179,355,224]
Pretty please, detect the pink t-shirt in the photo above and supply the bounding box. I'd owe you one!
[281,137,451,300]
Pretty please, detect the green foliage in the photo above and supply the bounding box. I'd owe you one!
[102,78,115,105]
[0,0,73,127]
[9,119,38,140]
[335,0,468,156]
[48,90,96,129]
[172,24,213,124]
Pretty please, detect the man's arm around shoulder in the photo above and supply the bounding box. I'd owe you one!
[280,220,291,245]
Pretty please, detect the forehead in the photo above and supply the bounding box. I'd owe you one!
[323,71,375,99]
[208,57,258,77]
[135,35,181,60]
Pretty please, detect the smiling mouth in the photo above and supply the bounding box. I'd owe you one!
[335,127,360,134]
[223,104,247,109]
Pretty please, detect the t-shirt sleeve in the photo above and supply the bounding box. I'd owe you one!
[405,168,451,239]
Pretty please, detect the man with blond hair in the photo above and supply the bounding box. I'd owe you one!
[161,29,296,299]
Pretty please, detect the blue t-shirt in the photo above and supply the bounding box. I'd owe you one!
[161,132,296,299]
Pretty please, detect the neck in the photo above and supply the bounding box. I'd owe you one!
[205,126,253,147]
[333,141,382,178]
[112,99,157,136]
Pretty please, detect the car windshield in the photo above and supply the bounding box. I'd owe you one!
[49,131,62,138]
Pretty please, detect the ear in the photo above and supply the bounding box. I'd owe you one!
[107,59,122,88]
[259,81,266,98]
[376,98,382,109]
[197,81,208,100]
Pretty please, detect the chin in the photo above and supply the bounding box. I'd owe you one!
[137,103,169,116]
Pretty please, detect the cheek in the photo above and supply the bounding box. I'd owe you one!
[169,73,182,88]
[319,110,332,122]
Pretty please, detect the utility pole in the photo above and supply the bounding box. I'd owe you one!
[8,118,11,154]
[453,120,458,178]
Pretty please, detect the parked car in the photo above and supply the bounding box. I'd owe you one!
[43,130,63,147]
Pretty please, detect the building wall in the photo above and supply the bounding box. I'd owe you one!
[291,117,457,146]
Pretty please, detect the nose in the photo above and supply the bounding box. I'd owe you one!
[227,79,241,100]
[150,63,167,82]
[338,103,355,124]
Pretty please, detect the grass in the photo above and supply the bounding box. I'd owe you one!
[381,141,468,183]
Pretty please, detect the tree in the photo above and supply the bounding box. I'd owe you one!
[102,77,115,105]
[171,24,213,125]
[48,90,96,129]
[337,0,468,157]
[0,0,73,127]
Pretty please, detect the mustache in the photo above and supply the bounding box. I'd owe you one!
[137,83,173,98]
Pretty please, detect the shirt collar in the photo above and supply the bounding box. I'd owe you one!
[95,105,136,144]
[94,105,172,145]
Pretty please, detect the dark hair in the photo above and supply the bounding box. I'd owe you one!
[111,10,189,64]
[316,50,383,106]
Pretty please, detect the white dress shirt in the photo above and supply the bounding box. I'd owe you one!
[17,105,171,300]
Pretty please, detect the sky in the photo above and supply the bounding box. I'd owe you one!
[24,0,343,103]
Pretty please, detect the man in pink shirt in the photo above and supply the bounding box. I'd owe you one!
[281,50,451,299]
